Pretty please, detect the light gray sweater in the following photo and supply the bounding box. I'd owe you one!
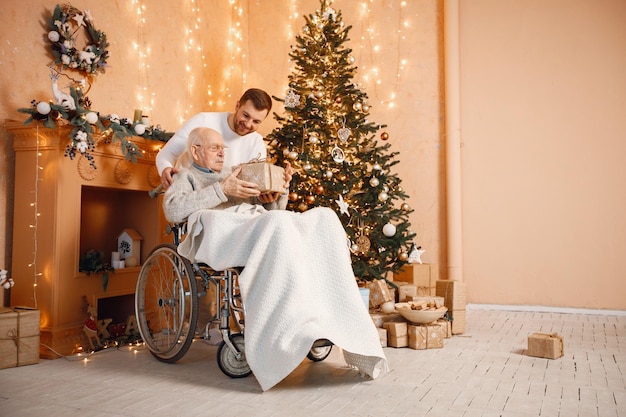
[163,164,287,224]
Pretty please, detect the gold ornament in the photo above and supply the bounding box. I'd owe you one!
[398,251,409,261]
[378,191,389,202]
[288,151,298,160]
[298,202,309,212]
[401,203,411,211]
[305,195,316,205]
[380,132,389,141]
[288,192,299,202]
[335,96,343,104]
[356,235,371,253]
[314,185,325,195]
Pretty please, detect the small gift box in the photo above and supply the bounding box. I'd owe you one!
[235,161,286,194]
[0,306,40,369]
[408,323,445,350]
[527,333,564,359]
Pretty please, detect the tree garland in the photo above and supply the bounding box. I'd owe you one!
[47,4,109,78]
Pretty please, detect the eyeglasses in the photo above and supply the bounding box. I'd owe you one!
[194,144,227,152]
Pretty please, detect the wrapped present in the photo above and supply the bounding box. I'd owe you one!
[0,306,40,369]
[436,318,452,338]
[397,284,418,302]
[235,161,286,194]
[377,327,388,348]
[450,309,466,335]
[408,323,445,350]
[369,312,404,328]
[384,321,408,348]
[435,280,467,310]
[527,333,564,359]
[408,324,427,350]
[367,280,393,308]
[394,263,438,291]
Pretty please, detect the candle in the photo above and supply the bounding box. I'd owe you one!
[111,252,120,263]
[141,115,151,127]
[133,109,143,124]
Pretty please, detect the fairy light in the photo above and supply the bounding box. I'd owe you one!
[28,125,43,309]
[355,0,408,109]
[132,0,153,116]
[221,0,245,105]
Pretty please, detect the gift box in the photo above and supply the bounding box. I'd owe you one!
[408,323,445,350]
[367,280,394,308]
[436,318,452,338]
[435,280,467,310]
[527,333,564,359]
[397,283,418,302]
[235,161,286,194]
[450,309,466,335]
[369,312,404,328]
[0,306,40,369]
[394,264,438,295]
[377,327,388,348]
[383,321,408,348]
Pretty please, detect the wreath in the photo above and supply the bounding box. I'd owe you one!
[47,4,109,78]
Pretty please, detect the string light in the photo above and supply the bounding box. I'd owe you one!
[355,0,408,109]
[28,125,43,309]
[132,0,153,116]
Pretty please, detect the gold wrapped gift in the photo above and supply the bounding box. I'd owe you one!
[235,161,286,194]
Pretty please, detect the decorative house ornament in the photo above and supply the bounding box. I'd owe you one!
[117,228,142,262]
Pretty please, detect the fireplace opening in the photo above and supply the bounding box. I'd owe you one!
[98,293,135,325]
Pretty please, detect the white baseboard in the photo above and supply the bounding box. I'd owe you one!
[467,303,626,317]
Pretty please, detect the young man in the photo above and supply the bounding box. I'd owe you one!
[156,88,274,195]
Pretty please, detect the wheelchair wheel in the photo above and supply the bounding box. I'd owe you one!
[307,339,333,362]
[217,333,252,378]
[135,244,198,363]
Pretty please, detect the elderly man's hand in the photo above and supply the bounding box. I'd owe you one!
[221,167,261,198]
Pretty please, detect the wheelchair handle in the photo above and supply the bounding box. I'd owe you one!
[148,184,163,198]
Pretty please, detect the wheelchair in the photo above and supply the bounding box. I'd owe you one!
[135,222,333,379]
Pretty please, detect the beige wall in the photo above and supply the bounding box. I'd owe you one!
[1,0,624,311]
[0,1,444,305]
[458,0,626,310]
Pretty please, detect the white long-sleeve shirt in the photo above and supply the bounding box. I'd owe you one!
[156,112,267,175]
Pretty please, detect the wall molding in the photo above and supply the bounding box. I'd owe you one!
[468,303,626,317]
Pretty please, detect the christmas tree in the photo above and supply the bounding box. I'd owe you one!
[266,0,418,283]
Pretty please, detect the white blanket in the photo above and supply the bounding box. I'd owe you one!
[178,206,389,391]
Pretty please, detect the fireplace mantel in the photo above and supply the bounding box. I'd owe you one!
[6,120,168,358]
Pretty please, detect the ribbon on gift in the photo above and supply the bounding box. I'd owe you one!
[2,328,18,347]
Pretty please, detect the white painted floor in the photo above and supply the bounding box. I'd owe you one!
[1,308,624,417]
